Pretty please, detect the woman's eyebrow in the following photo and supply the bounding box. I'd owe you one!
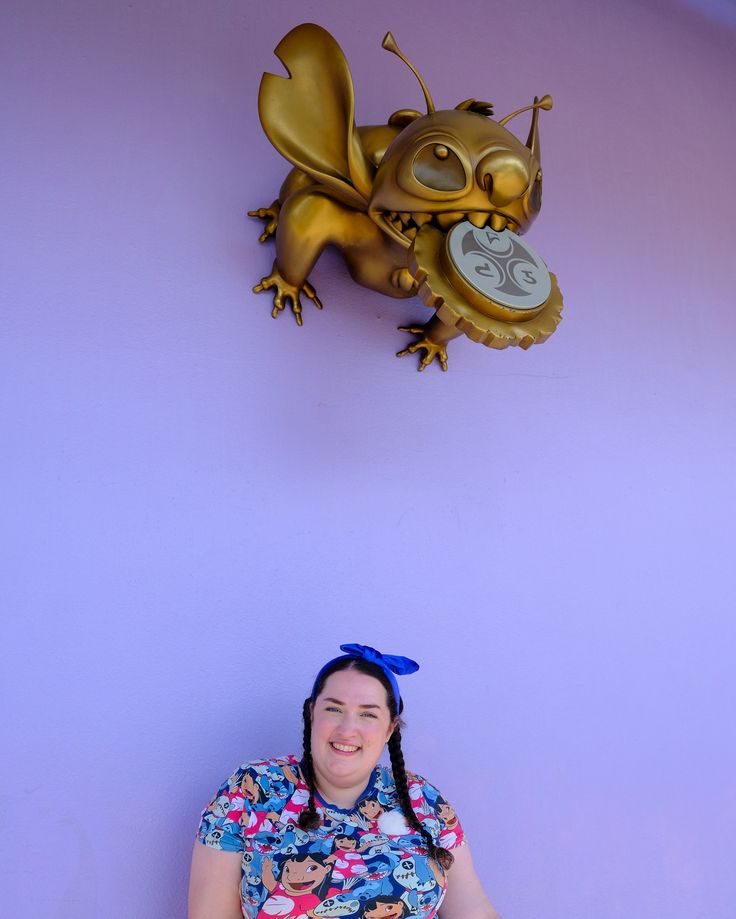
[321,697,381,708]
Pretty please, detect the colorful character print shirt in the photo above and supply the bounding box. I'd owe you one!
[197,755,465,919]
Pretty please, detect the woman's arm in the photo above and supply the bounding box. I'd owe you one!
[439,844,503,919]
[188,842,243,919]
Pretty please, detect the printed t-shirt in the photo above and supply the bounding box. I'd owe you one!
[197,754,465,919]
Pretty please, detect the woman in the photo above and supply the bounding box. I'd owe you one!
[189,643,501,918]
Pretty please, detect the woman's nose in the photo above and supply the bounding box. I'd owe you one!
[336,712,359,734]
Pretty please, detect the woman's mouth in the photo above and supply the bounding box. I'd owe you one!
[330,742,360,755]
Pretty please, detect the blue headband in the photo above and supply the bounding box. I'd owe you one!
[312,643,420,706]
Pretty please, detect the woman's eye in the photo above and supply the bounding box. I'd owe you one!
[361,712,378,719]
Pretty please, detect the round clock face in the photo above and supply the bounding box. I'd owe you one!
[446,222,551,310]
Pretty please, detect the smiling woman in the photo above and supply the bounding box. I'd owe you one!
[188,644,501,919]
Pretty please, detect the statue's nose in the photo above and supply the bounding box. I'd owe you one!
[476,151,530,207]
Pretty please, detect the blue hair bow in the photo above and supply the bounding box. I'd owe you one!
[313,644,419,706]
[339,644,419,677]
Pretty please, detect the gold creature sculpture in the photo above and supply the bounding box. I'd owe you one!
[249,23,563,371]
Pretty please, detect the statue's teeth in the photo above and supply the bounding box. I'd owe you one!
[436,211,465,229]
[490,213,507,231]
[412,213,431,226]
[404,226,418,240]
[399,212,411,223]
[467,212,487,228]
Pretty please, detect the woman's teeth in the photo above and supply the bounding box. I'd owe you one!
[331,742,360,753]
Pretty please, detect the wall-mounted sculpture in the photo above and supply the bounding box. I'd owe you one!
[250,23,563,371]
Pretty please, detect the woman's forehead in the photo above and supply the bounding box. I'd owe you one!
[316,669,389,705]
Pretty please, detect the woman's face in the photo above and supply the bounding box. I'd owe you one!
[311,669,395,798]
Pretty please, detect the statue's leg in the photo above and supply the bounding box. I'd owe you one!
[253,189,356,326]
[247,169,313,244]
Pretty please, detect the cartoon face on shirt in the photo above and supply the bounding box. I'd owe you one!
[242,850,261,886]
[211,795,232,818]
[392,856,433,892]
[281,821,311,846]
[335,835,358,852]
[280,854,332,896]
[240,772,263,804]
[253,832,282,854]
[362,896,407,918]
[437,801,458,829]
[358,798,384,821]
[204,827,225,847]
[313,896,361,917]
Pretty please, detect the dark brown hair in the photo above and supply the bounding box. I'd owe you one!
[298,656,454,870]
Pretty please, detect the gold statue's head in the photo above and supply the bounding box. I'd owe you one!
[368,33,552,248]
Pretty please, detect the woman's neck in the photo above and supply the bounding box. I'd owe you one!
[311,768,374,810]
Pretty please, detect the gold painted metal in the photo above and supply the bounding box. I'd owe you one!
[249,22,562,371]
[411,224,563,350]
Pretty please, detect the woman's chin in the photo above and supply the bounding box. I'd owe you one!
[317,752,373,786]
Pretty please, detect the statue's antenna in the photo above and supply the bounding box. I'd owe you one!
[498,94,553,127]
[382,32,436,114]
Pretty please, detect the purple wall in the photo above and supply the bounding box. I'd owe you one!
[2,1,735,916]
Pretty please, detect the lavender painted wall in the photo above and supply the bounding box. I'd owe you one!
[2,1,735,916]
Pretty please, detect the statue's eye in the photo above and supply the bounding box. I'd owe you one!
[412,143,466,191]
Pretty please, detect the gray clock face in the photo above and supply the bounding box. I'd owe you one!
[446,222,551,309]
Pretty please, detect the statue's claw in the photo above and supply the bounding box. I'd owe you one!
[396,325,449,372]
[247,201,280,243]
[253,266,323,327]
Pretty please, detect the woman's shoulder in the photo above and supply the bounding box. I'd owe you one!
[406,770,446,802]
[233,753,300,775]
[217,754,301,792]
[376,762,437,788]
[376,763,447,804]
[198,755,303,846]
[375,764,465,848]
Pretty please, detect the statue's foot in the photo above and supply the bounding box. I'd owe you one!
[253,266,323,326]
[396,325,449,372]
[247,201,281,243]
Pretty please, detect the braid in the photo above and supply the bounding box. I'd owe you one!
[388,728,454,871]
[297,698,321,831]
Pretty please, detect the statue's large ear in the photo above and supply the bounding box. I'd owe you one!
[388,109,422,127]
[455,98,494,116]
[258,23,373,207]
